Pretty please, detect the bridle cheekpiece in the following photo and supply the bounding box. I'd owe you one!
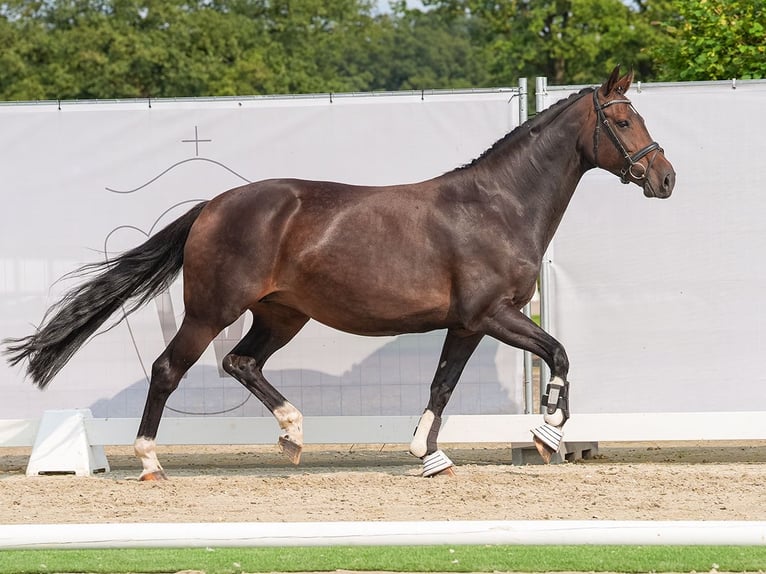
[592,88,662,184]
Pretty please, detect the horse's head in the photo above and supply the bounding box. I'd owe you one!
[583,67,675,198]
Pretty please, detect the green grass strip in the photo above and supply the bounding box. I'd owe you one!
[1,545,765,574]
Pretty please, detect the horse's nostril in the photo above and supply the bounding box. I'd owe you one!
[664,171,676,192]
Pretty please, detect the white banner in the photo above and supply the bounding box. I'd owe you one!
[542,79,766,412]
[0,90,524,420]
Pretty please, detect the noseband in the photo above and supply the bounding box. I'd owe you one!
[592,89,662,184]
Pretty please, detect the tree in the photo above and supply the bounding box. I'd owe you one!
[10,0,763,100]
[0,0,281,99]
[245,0,385,93]
[645,0,766,81]
[0,14,49,100]
[421,0,666,85]
[369,2,490,90]
[0,0,388,99]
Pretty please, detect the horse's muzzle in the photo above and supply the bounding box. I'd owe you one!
[644,167,675,199]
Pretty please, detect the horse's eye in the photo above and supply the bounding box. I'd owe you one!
[616,120,630,128]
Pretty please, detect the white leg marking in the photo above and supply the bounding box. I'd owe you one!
[409,409,435,458]
[134,436,164,478]
[543,376,567,427]
[274,402,303,445]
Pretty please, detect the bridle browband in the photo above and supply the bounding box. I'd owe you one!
[592,88,662,184]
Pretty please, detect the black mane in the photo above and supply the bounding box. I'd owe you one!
[454,87,595,172]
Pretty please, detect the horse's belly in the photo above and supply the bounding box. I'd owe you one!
[272,279,452,337]
[313,304,450,337]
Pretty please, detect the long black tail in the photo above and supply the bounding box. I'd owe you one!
[3,201,209,389]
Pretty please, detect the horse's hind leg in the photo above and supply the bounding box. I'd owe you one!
[222,304,309,464]
[135,315,221,480]
[410,329,483,477]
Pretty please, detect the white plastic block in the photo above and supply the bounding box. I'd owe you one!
[26,409,109,477]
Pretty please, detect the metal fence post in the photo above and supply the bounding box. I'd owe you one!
[517,78,536,414]
[534,77,551,409]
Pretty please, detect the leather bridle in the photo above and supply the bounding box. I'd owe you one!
[592,88,663,184]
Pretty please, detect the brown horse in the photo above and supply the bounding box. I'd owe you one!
[5,68,675,479]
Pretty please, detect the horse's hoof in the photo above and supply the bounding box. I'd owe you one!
[429,465,457,478]
[533,436,555,464]
[278,436,302,465]
[422,449,454,477]
[139,469,168,481]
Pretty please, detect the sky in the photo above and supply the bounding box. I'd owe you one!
[375,0,424,13]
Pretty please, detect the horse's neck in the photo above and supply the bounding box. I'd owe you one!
[466,116,589,252]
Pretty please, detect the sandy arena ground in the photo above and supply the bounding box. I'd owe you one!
[2,441,766,524]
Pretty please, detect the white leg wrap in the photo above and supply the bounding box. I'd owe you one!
[541,376,569,428]
[531,423,564,452]
[409,409,435,458]
[422,449,454,477]
[544,409,566,427]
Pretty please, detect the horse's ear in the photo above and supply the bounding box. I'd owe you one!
[600,66,622,97]
[601,66,633,97]
[614,69,634,95]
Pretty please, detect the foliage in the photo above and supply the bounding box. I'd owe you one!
[422,0,664,85]
[1,0,276,98]
[0,0,373,98]
[645,0,766,80]
[373,2,491,90]
[0,0,763,100]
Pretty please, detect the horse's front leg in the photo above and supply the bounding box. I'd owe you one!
[532,376,570,460]
[410,329,483,476]
[478,302,570,463]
